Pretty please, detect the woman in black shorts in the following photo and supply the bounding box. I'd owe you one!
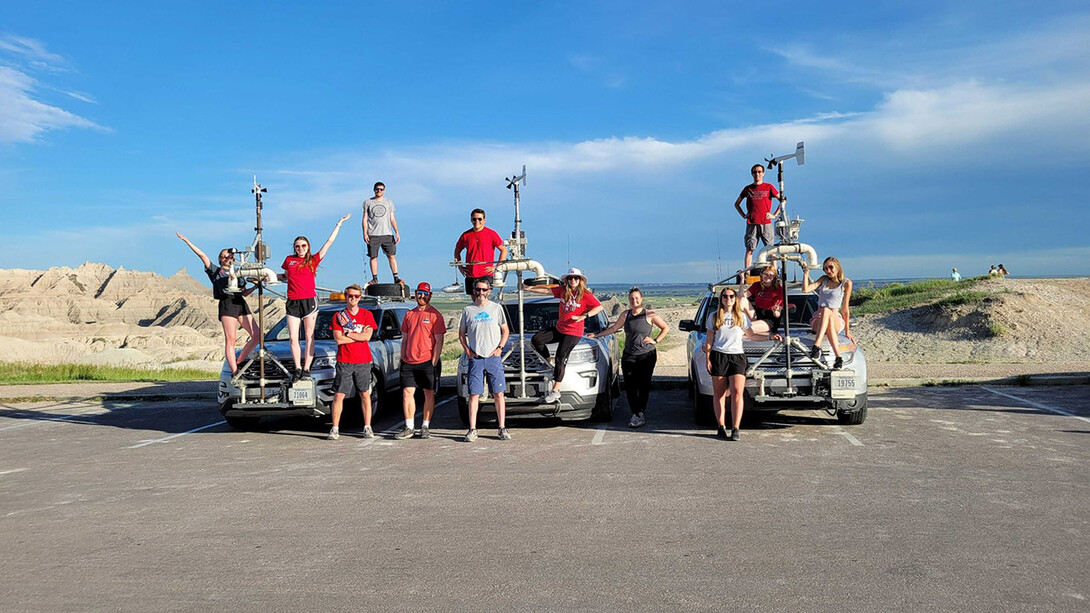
[177,232,259,375]
[702,287,780,441]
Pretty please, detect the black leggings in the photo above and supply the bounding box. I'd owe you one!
[621,350,657,415]
[531,327,581,383]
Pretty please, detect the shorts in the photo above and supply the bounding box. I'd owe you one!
[367,235,397,258]
[744,223,774,252]
[810,309,845,334]
[286,297,318,319]
[754,307,782,332]
[218,295,252,319]
[710,351,747,377]
[464,275,492,296]
[400,360,436,390]
[332,361,372,396]
[466,355,506,396]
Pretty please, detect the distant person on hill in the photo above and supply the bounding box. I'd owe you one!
[588,287,669,428]
[454,208,508,295]
[733,164,784,270]
[524,268,604,404]
[176,233,259,376]
[989,265,998,277]
[998,264,1009,277]
[362,182,402,287]
[741,263,785,335]
[702,286,782,441]
[801,256,854,370]
[951,268,962,282]
[278,214,351,381]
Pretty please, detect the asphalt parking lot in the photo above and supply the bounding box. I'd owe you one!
[1,384,1088,612]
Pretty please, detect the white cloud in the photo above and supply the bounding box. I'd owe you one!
[0,34,66,70]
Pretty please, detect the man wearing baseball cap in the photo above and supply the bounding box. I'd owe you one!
[394,282,447,439]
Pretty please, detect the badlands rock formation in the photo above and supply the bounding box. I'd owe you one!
[0,263,283,370]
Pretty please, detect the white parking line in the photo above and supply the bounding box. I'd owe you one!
[0,407,107,432]
[128,421,226,449]
[981,386,1090,424]
[356,424,402,448]
[831,426,864,447]
[591,424,608,445]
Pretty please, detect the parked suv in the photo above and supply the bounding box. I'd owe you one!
[217,296,427,430]
[679,281,868,426]
[455,296,620,423]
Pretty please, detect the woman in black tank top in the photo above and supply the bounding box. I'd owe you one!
[589,287,669,427]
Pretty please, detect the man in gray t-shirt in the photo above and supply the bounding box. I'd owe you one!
[458,279,511,442]
[362,181,402,286]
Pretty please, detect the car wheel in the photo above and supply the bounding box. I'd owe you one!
[366,283,407,298]
[457,396,469,426]
[835,392,868,425]
[367,371,381,420]
[219,400,260,431]
[591,386,615,422]
[687,364,696,399]
[693,392,715,428]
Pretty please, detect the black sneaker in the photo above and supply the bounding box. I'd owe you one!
[394,276,403,285]
[393,426,414,440]
[833,356,844,369]
[716,425,728,439]
[291,370,302,383]
[729,428,740,441]
[300,369,311,380]
[418,426,430,439]
[809,345,822,360]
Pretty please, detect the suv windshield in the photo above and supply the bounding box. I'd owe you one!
[697,293,819,330]
[265,308,383,341]
[503,302,606,335]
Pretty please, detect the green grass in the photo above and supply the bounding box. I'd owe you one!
[0,362,215,384]
[850,276,989,315]
[987,322,1009,337]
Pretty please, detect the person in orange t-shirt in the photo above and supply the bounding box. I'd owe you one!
[393,282,447,440]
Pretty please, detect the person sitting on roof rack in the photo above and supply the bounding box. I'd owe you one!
[741,263,785,336]
[800,256,854,370]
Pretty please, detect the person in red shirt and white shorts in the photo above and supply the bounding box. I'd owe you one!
[393,282,447,440]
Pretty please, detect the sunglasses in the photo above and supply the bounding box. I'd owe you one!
[375,188,384,192]
[720,294,736,300]
[473,287,489,293]
[415,291,431,297]
[346,294,362,299]
[471,217,484,221]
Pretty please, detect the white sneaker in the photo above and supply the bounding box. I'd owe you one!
[628,413,645,428]
[544,390,561,403]
[498,428,512,440]
[463,429,478,442]
[327,428,340,440]
[362,425,375,439]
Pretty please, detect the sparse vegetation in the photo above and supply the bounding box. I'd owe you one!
[0,362,215,384]
[987,322,1009,337]
[851,276,989,314]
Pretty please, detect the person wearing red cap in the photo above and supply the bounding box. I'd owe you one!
[394,281,447,439]
[523,267,603,403]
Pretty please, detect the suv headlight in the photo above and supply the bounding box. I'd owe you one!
[311,357,337,370]
[569,344,599,363]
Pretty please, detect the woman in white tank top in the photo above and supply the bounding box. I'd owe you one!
[801,256,855,369]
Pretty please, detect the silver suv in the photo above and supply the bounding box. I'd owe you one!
[455,296,620,423]
[217,297,426,430]
[679,281,868,426]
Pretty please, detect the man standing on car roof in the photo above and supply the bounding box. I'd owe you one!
[733,164,784,270]
[363,181,403,287]
[454,208,508,296]
[458,278,511,442]
[394,282,447,441]
[327,284,379,441]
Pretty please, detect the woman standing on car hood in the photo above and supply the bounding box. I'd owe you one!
[589,287,668,428]
[278,214,351,380]
[703,287,780,441]
[524,268,604,404]
[801,256,854,370]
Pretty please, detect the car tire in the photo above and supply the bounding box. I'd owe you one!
[835,392,868,425]
[220,401,260,431]
[693,392,715,428]
[366,283,407,298]
[591,386,615,422]
[367,370,381,419]
[687,364,696,400]
[457,396,470,426]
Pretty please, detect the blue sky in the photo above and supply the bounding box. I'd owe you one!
[3,1,1088,290]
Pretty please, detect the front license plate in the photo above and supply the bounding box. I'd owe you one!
[830,371,856,399]
[290,383,315,406]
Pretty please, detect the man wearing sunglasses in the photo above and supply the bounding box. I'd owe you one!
[733,164,784,270]
[454,208,508,296]
[458,279,511,441]
[394,282,447,440]
[363,181,402,287]
[327,284,378,441]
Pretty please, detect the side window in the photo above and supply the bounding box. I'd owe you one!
[381,310,400,338]
[694,295,713,331]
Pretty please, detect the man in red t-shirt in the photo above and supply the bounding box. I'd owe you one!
[326,284,378,441]
[733,164,783,269]
[454,208,508,296]
[393,282,447,440]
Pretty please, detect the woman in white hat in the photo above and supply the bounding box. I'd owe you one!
[523,268,603,403]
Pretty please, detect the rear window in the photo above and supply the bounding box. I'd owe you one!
[266,308,382,341]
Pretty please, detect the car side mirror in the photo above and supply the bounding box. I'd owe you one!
[679,319,696,332]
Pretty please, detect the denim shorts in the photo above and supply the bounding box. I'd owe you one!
[466,355,506,396]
